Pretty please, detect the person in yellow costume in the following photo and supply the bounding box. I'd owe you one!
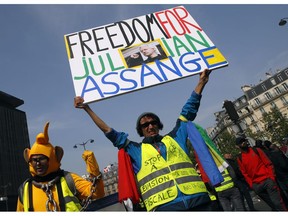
[16,122,105,212]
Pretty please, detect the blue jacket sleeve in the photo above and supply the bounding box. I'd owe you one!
[105,128,129,149]
[105,128,141,173]
[180,91,202,121]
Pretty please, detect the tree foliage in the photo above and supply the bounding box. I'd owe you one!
[240,107,288,144]
[261,107,288,143]
[215,129,240,158]
[209,107,288,159]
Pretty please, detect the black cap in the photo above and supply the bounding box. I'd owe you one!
[263,140,272,148]
[235,137,247,145]
[136,112,163,137]
[255,140,263,147]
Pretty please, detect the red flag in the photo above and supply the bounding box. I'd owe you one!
[118,149,140,204]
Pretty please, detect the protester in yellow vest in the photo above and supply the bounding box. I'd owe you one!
[214,168,245,211]
[194,163,223,211]
[16,122,104,212]
[74,69,215,211]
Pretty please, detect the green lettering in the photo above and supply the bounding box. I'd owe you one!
[89,56,105,76]
[74,57,89,80]
[184,31,210,52]
[172,36,192,57]
[161,37,174,57]
[106,53,125,71]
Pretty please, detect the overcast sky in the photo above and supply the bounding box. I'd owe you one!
[1,4,288,175]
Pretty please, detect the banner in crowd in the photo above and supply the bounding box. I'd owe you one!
[64,6,228,103]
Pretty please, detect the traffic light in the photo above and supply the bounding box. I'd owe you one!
[223,100,239,122]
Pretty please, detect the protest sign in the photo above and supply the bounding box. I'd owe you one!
[64,6,228,103]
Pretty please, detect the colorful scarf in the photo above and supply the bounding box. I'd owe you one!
[187,121,228,186]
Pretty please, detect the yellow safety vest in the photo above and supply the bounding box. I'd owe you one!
[209,193,217,201]
[215,169,234,192]
[137,135,207,211]
[23,176,82,211]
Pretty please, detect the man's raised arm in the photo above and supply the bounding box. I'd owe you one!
[74,97,112,134]
[194,69,211,95]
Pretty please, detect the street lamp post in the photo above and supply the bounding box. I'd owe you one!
[73,139,94,150]
[279,17,288,26]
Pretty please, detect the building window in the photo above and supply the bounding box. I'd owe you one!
[252,90,257,97]
[274,86,282,95]
[283,83,288,91]
[265,92,272,100]
[245,107,250,113]
[241,97,246,103]
[260,107,266,114]
[278,74,283,82]
[254,98,261,106]
[254,124,260,132]
[280,96,287,106]
[285,69,288,77]
[250,115,255,122]
[270,78,276,85]
[235,101,240,107]
[261,84,267,91]
[270,101,277,109]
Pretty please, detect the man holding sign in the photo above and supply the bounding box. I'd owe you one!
[74,68,216,211]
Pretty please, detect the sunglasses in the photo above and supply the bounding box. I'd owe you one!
[29,156,49,165]
[140,120,158,128]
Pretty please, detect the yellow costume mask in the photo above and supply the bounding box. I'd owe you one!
[23,122,63,176]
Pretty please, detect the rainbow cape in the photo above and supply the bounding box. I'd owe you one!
[187,121,228,186]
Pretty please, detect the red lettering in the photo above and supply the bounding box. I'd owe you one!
[172,7,202,32]
[155,11,171,38]
[155,6,202,38]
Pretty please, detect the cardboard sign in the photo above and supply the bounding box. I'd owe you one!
[64,6,228,103]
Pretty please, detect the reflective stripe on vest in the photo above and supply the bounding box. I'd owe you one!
[209,194,217,201]
[23,176,82,211]
[215,169,234,192]
[23,183,30,211]
[60,177,82,211]
[137,135,207,211]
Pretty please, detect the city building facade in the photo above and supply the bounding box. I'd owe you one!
[102,162,119,196]
[0,91,30,211]
[208,67,288,145]
[85,162,124,211]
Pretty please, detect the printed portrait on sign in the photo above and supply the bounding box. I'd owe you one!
[120,40,169,68]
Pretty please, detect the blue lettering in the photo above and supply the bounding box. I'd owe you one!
[81,76,104,98]
[120,69,138,91]
[102,72,120,95]
[80,50,216,100]
[140,64,164,87]
[155,56,183,80]
[179,52,201,72]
